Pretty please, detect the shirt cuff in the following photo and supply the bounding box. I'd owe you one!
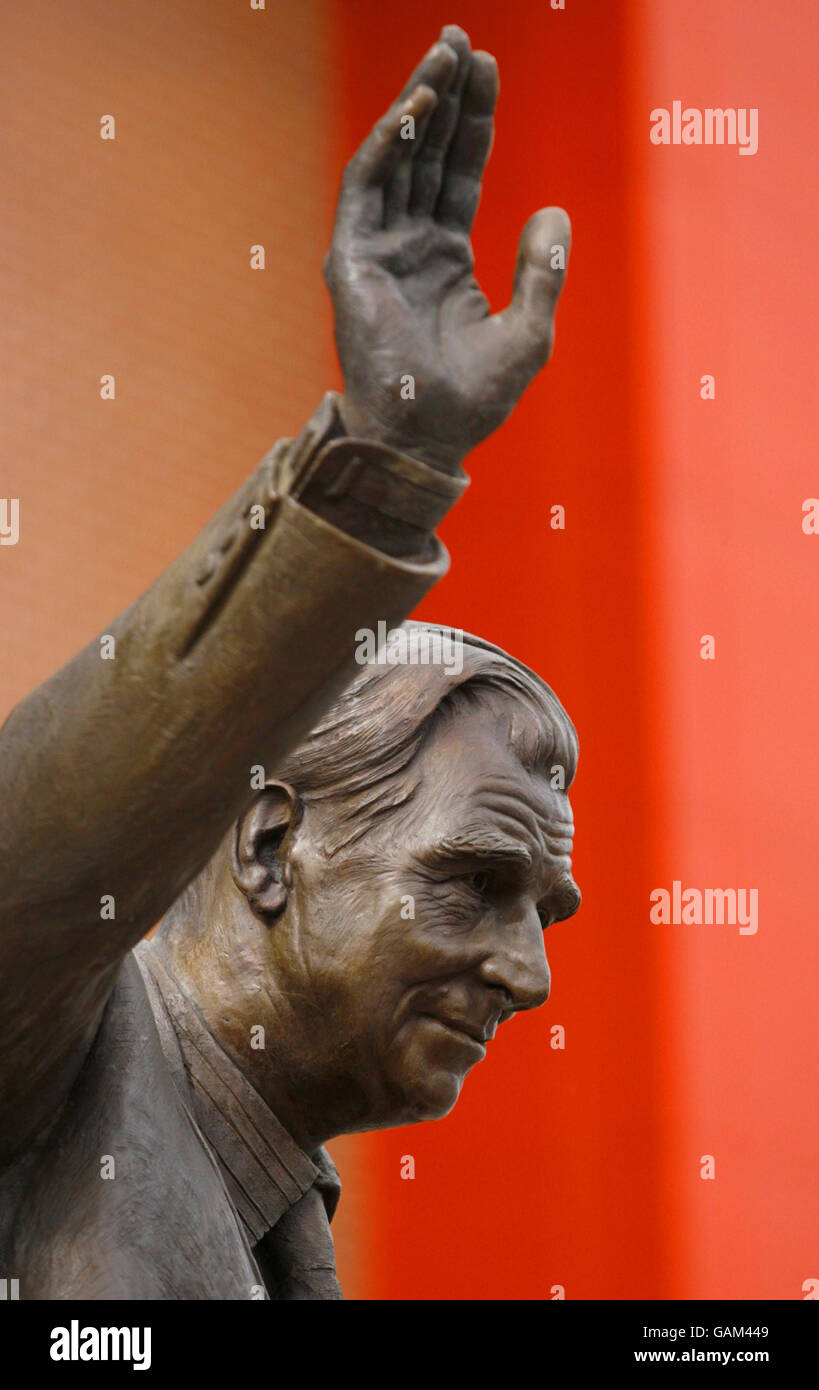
[277,392,468,558]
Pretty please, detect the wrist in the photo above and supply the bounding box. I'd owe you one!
[337,396,468,481]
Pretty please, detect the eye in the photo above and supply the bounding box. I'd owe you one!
[467,870,491,896]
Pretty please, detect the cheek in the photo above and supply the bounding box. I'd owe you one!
[383,878,489,995]
[295,870,484,1016]
[296,876,413,1000]
[407,873,481,936]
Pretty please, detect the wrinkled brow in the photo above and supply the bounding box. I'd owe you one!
[420,831,533,871]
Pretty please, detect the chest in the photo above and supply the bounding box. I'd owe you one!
[1,967,266,1300]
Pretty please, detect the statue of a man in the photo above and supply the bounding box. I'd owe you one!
[0,26,579,1299]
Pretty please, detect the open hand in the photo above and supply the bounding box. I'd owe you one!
[325,25,571,474]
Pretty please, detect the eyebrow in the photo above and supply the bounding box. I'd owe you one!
[421,832,534,872]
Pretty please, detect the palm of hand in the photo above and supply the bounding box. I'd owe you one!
[327,28,570,473]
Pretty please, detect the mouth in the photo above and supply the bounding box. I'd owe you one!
[419,1013,490,1055]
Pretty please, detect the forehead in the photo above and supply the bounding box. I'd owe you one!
[412,698,575,850]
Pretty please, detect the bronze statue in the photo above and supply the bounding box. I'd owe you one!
[0,25,579,1299]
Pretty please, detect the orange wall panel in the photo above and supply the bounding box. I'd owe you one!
[332,0,668,1300]
[634,0,819,1299]
[332,0,818,1300]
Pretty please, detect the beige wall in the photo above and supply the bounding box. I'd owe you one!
[0,0,335,705]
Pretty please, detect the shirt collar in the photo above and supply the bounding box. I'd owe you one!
[137,941,327,1246]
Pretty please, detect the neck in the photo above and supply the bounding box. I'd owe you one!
[155,912,373,1153]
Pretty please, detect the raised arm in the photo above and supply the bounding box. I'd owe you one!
[0,26,570,1158]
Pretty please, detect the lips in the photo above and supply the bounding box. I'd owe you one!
[422,1013,495,1047]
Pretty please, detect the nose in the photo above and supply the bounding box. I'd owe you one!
[477,903,551,1012]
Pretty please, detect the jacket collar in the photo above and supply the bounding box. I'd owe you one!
[136,941,338,1245]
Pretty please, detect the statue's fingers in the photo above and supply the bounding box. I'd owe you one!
[434,51,498,232]
[406,26,473,219]
[384,78,450,226]
[375,36,461,224]
[335,83,439,240]
[497,208,572,370]
[393,30,460,107]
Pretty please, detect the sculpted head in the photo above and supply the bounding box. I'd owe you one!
[157,624,580,1150]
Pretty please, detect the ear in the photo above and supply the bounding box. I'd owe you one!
[231,782,302,924]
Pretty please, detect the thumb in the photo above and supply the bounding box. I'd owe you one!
[503,207,571,368]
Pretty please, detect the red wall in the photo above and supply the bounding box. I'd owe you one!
[331,0,818,1299]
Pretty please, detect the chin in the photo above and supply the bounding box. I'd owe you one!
[394,1067,465,1125]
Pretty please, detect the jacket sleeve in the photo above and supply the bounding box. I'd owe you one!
[0,410,453,1157]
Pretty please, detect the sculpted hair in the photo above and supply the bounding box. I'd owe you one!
[160,623,577,939]
[275,622,578,855]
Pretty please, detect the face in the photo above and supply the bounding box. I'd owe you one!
[276,698,581,1134]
